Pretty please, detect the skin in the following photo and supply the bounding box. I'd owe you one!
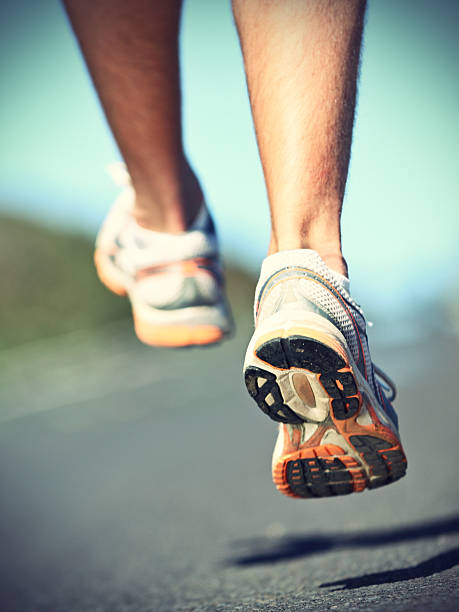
[63,0,202,233]
[232,0,367,276]
[63,0,366,275]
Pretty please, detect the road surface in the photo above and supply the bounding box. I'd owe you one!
[1,315,458,611]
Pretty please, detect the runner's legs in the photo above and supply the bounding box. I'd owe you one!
[63,0,202,233]
[232,0,367,276]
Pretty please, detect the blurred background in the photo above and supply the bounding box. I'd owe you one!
[1,1,458,610]
[1,0,459,348]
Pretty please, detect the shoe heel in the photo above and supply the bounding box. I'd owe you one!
[245,331,361,424]
[94,250,128,297]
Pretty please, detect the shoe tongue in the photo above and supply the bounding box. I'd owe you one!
[260,249,350,293]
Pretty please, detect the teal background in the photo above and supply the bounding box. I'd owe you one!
[1,0,458,313]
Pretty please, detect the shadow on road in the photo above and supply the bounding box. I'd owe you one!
[320,546,459,590]
[228,514,459,566]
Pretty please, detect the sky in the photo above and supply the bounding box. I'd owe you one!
[1,0,458,314]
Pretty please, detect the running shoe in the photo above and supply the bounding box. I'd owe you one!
[94,164,232,347]
[243,249,407,498]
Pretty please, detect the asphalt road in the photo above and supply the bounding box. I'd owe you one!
[1,315,458,611]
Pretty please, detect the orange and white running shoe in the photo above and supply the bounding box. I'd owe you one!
[94,164,232,347]
[243,250,407,498]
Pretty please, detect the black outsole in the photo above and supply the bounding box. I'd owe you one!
[349,435,407,487]
[244,365,304,424]
[284,435,407,497]
[244,335,360,424]
[286,456,354,498]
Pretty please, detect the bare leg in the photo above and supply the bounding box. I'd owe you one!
[63,0,202,233]
[232,0,367,275]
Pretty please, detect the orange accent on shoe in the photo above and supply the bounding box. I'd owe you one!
[94,250,128,297]
[272,424,407,499]
[133,316,224,347]
[272,442,368,499]
[339,455,367,492]
[136,257,217,282]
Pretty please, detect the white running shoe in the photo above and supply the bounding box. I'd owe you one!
[94,164,232,347]
[243,249,407,498]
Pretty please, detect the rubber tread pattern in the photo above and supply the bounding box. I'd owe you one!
[250,336,360,423]
[286,456,354,497]
[244,366,304,424]
[350,435,407,489]
[284,435,407,498]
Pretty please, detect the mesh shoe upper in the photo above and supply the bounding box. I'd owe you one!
[254,249,397,426]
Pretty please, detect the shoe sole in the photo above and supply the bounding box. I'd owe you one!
[94,249,128,297]
[94,249,226,348]
[244,328,407,497]
[133,316,224,347]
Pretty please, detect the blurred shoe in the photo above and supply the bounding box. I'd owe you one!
[243,249,407,498]
[94,163,232,347]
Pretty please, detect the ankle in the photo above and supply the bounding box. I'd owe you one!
[269,236,347,277]
[269,213,348,276]
[132,160,204,233]
[134,192,203,234]
[319,252,348,277]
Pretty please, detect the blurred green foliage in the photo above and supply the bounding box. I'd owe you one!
[0,215,255,351]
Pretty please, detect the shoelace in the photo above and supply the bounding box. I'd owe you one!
[366,319,397,402]
[374,364,397,402]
